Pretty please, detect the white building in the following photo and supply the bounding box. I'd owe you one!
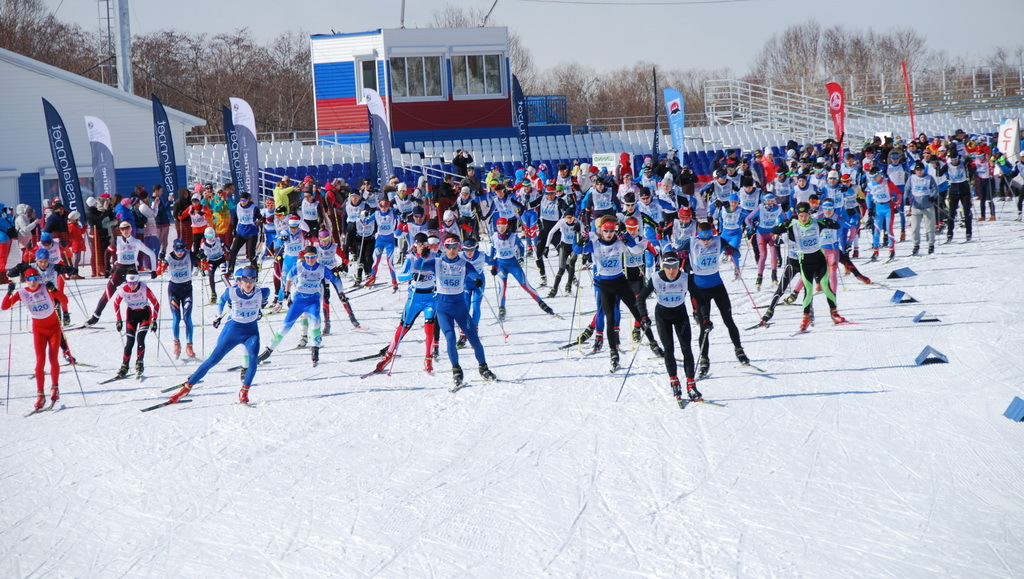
[0,47,205,212]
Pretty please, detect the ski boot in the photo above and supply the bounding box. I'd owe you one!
[591,333,604,354]
[50,385,60,404]
[84,314,100,327]
[572,326,594,346]
[498,307,506,323]
[565,279,573,294]
[855,273,872,284]
[649,341,664,358]
[363,274,376,287]
[239,385,250,404]
[912,245,919,256]
[311,346,320,367]
[173,340,181,358]
[297,335,308,349]
[631,327,642,344]
[424,356,433,373]
[610,348,620,372]
[928,245,934,255]
[114,362,130,379]
[686,378,703,402]
[168,383,192,404]
[539,301,555,316]
[63,351,76,365]
[431,344,439,360]
[391,280,399,293]
[456,334,468,349]
[669,376,683,400]
[830,307,846,324]
[888,249,895,261]
[135,359,144,378]
[735,346,749,365]
[755,274,763,290]
[323,318,331,336]
[771,269,778,285]
[478,363,497,381]
[900,230,906,242]
[209,292,217,305]
[452,365,464,387]
[374,352,393,373]
[539,274,548,288]
[257,346,273,363]
[184,343,196,359]
[271,301,283,314]
[783,292,798,305]
[799,313,813,331]
[34,393,46,410]
[869,249,879,262]
[852,248,860,259]
[546,286,558,299]
[697,356,710,379]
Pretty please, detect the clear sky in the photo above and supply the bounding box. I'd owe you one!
[43,0,1023,74]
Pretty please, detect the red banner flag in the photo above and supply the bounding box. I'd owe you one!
[901,61,916,138]
[825,82,845,144]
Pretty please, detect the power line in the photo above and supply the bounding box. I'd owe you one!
[516,0,765,5]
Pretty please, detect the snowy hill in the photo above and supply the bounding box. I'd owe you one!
[2,218,1023,577]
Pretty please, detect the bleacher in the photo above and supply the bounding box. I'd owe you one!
[185,103,1023,192]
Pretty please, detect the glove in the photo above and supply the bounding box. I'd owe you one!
[640,316,651,332]
[339,262,348,273]
[287,294,293,307]
[212,316,222,329]
[256,310,263,321]
[70,267,79,276]
[474,277,483,288]
[46,281,57,293]
[151,271,158,280]
[115,320,123,333]
[150,320,158,332]
[275,253,283,262]
[6,282,15,294]
[617,233,628,243]
[419,247,430,258]
[156,259,168,276]
[490,265,498,276]
[517,257,524,267]
[201,260,210,271]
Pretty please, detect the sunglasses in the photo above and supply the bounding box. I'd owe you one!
[25,275,40,282]
[303,254,319,259]
[662,261,680,268]
[443,242,460,249]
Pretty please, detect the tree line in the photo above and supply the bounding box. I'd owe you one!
[3,0,1021,137]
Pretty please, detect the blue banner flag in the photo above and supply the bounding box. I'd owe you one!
[512,75,532,167]
[152,95,179,197]
[663,87,685,152]
[42,98,83,218]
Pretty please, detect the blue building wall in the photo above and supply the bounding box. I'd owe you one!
[17,166,187,214]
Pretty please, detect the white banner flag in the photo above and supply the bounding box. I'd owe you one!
[997,118,1020,163]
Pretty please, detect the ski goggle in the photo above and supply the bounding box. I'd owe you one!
[237,276,257,283]
[661,258,680,269]
[302,254,319,260]
[697,229,714,240]
[25,275,40,282]
[443,241,460,249]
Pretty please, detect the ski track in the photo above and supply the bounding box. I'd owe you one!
[1,224,1024,576]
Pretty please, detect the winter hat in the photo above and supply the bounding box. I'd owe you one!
[68,211,80,221]
[194,183,204,194]
[85,197,97,208]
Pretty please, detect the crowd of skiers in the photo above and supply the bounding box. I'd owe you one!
[3,127,1024,411]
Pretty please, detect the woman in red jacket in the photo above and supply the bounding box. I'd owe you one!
[2,268,69,411]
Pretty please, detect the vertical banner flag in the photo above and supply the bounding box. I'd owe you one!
[152,95,179,197]
[998,118,1020,163]
[228,97,259,198]
[651,67,660,160]
[84,116,117,201]
[512,75,532,166]
[663,87,685,152]
[222,106,244,192]
[42,98,83,218]
[825,82,845,146]
[901,62,916,139]
[364,88,395,189]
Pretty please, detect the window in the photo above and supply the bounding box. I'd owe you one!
[358,59,378,94]
[389,56,443,99]
[452,54,504,96]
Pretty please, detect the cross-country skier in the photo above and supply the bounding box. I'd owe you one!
[371,233,439,374]
[83,221,157,326]
[167,266,271,405]
[111,273,160,379]
[773,202,846,332]
[2,269,70,411]
[161,237,199,359]
[905,161,939,255]
[487,217,557,322]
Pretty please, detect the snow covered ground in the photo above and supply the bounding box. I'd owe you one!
[2,217,1023,577]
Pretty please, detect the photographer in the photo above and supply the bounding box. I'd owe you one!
[452,149,474,178]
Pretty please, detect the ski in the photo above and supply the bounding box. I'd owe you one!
[140,399,193,412]
[24,401,57,417]
[226,361,270,372]
[745,322,769,330]
[99,375,132,385]
[691,399,727,407]
[677,398,687,409]
[347,351,392,363]
[833,320,859,326]
[737,363,767,373]
[68,324,104,332]
[360,369,384,379]
[449,382,468,393]
[791,328,810,337]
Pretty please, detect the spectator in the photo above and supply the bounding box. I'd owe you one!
[153,183,173,256]
[65,210,86,275]
[452,149,474,177]
[0,203,14,281]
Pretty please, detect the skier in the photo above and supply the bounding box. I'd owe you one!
[430,233,497,388]
[258,246,346,366]
[773,201,846,332]
[167,266,271,405]
[315,228,359,335]
[678,221,748,378]
[83,221,157,326]
[487,217,557,322]
[456,237,487,349]
[271,216,305,312]
[944,149,973,243]
[905,161,939,255]
[197,227,228,303]
[362,196,400,291]
[162,237,199,359]
[574,215,649,371]
[744,192,783,289]
[371,233,439,374]
[622,216,664,356]
[636,252,702,405]
[863,167,903,262]
[2,269,70,411]
[225,191,262,273]
[544,212,582,298]
[111,273,160,379]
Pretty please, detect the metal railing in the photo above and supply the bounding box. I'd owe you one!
[582,112,710,134]
[526,95,568,125]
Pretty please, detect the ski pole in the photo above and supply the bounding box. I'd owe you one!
[482,291,508,339]
[57,325,87,404]
[614,343,641,403]
[5,303,13,413]
[736,271,761,317]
